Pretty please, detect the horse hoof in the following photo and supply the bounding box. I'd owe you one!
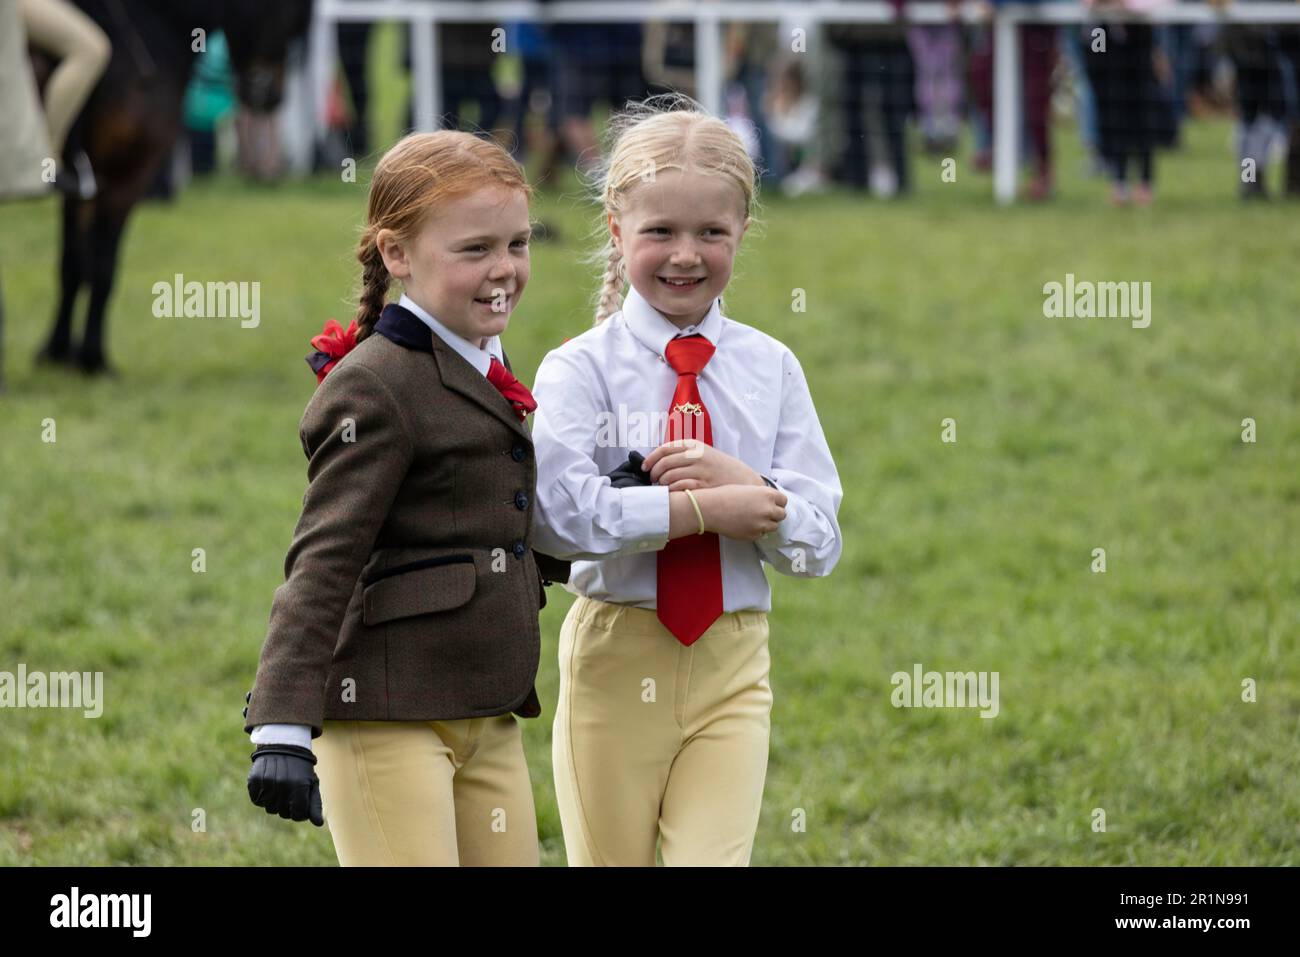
[35,344,76,368]
[76,352,118,378]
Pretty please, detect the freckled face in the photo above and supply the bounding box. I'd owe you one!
[377,185,531,345]
[609,169,748,329]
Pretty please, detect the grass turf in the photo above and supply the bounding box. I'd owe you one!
[0,113,1297,864]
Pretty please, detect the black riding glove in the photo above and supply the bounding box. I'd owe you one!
[247,744,324,827]
[605,450,653,489]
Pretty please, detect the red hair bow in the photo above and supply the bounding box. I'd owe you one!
[306,319,360,384]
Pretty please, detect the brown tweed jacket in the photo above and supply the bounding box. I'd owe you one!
[244,303,567,738]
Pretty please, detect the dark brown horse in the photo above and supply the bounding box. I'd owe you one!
[34,0,312,375]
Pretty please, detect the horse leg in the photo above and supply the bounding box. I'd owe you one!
[36,194,88,365]
[76,197,132,376]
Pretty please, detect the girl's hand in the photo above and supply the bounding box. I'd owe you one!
[685,485,787,541]
[643,439,765,491]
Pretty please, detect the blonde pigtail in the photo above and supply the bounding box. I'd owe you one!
[593,243,626,325]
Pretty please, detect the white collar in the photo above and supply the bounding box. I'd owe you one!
[620,284,725,360]
[399,293,503,377]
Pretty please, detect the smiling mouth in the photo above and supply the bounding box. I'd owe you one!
[474,294,511,307]
[658,276,705,289]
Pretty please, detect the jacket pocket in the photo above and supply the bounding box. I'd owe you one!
[362,555,476,625]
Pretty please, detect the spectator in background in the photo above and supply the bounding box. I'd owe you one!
[440,22,505,137]
[824,7,916,197]
[183,31,236,176]
[726,21,781,184]
[549,12,649,173]
[506,20,560,180]
[1083,0,1174,206]
[969,0,1057,200]
[766,51,821,189]
[773,9,832,197]
[1216,0,1297,198]
[1153,19,1198,147]
[1284,26,1300,196]
[337,18,373,157]
[644,19,697,98]
[1060,18,1103,173]
[907,0,965,153]
[401,23,506,144]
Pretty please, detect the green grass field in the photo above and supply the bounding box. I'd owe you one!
[1,113,1298,865]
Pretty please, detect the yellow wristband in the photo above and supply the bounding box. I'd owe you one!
[683,489,705,535]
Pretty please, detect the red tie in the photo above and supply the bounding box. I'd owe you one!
[486,356,537,421]
[656,334,723,646]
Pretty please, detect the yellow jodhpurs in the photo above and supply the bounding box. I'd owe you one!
[553,595,773,866]
[315,715,539,866]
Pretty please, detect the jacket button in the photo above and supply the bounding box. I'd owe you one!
[512,540,526,558]
[514,491,529,510]
[511,445,527,462]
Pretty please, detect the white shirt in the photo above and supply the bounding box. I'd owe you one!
[250,295,502,752]
[530,285,843,612]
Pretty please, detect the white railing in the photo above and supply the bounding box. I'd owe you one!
[313,0,1300,203]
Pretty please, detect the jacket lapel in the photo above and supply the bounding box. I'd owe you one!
[375,303,529,439]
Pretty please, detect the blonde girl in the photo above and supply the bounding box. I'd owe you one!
[530,95,843,866]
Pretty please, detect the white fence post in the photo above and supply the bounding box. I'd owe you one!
[695,12,724,117]
[993,7,1020,205]
[409,8,440,131]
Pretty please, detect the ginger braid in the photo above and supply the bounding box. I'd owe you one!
[353,235,390,342]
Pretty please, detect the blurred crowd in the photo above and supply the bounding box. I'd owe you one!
[317,0,1300,204]
[6,0,1300,206]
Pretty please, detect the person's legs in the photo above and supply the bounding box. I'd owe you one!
[512,55,547,161]
[315,720,461,866]
[840,43,869,188]
[471,69,503,135]
[739,60,778,182]
[1086,25,1127,202]
[1282,30,1300,194]
[882,40,914,193]
[449,714,540,866]
[931,24,964,142]
[658,613,772,867]
[553,597,681,866]
[337,22,372,156]
[1023,25,1056,185]
[1107,152,1132,204]
[440,67,471,131]
[1133,149,1154,204]
[551,58,598,171]
[1062,26,1100,161]
[1236,51,1274,196]
[1138,150,1153,185]
[906,26,940,140]
[19,0,110,156]
[968,26,994,169]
